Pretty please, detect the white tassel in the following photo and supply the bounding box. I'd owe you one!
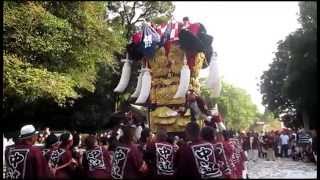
[135,68,152,104]
[174,55,190,98]
[131,67,144,98]
[217,122,226,131]
[207,54,221,97]
[114,54,131,93]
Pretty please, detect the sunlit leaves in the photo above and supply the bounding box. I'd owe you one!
[3,2,125,106]
[201,80,259,130]
[4,54,78,105]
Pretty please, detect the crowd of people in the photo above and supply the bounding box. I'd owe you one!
[246,129,317,163]
[3,122,317,179]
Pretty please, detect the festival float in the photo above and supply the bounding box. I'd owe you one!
[113,17,225,133]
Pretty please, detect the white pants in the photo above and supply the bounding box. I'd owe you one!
[248,149,259,161]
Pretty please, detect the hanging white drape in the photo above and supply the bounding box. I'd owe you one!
[207,53,221,97]
[131,67,144,98]
[174,54,191,98]
[135,68,152,104]
[114,54,131,93]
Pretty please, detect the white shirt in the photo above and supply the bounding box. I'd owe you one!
[280,134,289,145]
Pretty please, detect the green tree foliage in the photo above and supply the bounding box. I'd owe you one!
[200,80,260,131]
[4,1,125,106]
[259,40,297,116]
[3,1,126,131]
[259,2,317,129]
[257,110,282,132]
[4,54,78,105]
[107,1,175,39]
[106,1,175,108]
[259,110,276,123]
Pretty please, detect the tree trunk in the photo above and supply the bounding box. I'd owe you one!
[302,110,310,131]
[126,25,133,40]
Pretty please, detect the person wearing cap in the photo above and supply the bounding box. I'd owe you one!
[43,133,60,158]
[49,132,77,179]
[42,133,62,177]
[4,124,50,179]
[82,135,112,179]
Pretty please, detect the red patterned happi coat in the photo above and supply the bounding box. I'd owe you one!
[5,141,50,179]
[82,145,112,179]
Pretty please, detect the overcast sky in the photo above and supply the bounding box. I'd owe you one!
[173,1,301,113]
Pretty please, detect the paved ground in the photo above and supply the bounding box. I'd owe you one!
[247,157,317,179]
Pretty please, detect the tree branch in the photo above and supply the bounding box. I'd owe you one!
[122,2,130,25]
[129,1,137,24]
[132,6,152,25]
[119,11,125,26]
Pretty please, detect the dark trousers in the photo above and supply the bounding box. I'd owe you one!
[274,146,279,157]
[281,144,289,157]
